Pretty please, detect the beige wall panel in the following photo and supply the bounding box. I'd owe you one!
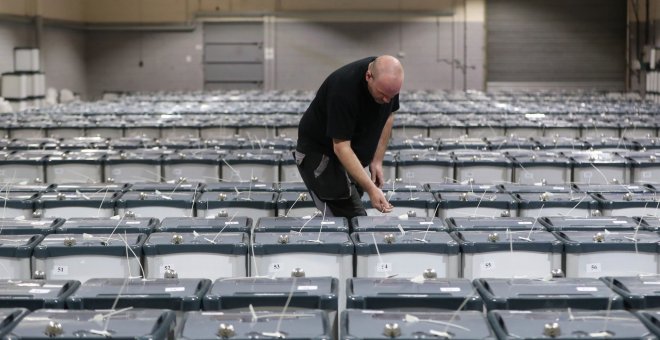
[0,0,35,16]
[42,26,87,97]
[280,0,451,11]
[190,0,277,15]
[466,0,485,21]
[38,0,84,21]
[197,0,231,12]
[84,0,187,23]
[229,0,276,12]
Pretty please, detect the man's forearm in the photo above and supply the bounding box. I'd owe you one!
[371,113,394,165]
[333,139,379,194]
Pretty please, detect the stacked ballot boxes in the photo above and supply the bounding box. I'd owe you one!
[66,278,210,310]
[342,310,494,340]
[0,279,79,310]
[55,217,158,234]
[436,192,515,219]
[277,192,318,217]
[474,277,623,310]
[116,191,197,218]
[603,276,660,309]
[221,152,280,183]
[143,232,248,279]
[180,309,332,340]
[32,233,146,281]
[452,230,562,279]
[506,150,572,185]
[362,191,437,217]
[162,149,224,183]
[196,191,277,219]
[0,235,43,279]
[346,277,481,310]
[255,216,349,233]
[488,310,651,339]
[4,309,176,340]
[554,229,660,277]
[396,151,454,184]
[514,192,600,218]
[352,231,459,279]
[35,192,119,218]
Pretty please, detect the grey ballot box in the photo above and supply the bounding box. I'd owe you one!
[554,229,660,277]
[602,276,660,309]
[488,310,653,340]
[347,277,481,310]
[255,216,349,233]
[474,277,623,310]
[0,280,79,310]
[4,309,176,340]
[32,233,145,281]
[56,217,158,234]
[0,309,29,338]
[452,230,562,279]
[143,232,248,279]
[0,218,63,235]
[179,310,332,340]
[156,216,252,233]
[66,278,211,311]
[0,235,43,280]
[341,310,495,340]
[353,231,459,279]
[203,277,338,310]
[351,216,446,233]
[446,216,537,231]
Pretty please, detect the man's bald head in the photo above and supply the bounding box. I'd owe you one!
[366,55,404,104]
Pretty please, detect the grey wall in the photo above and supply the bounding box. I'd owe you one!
[0,20,87,97]
[272,18,484,91]
[487,0,626,91]
[42,26,87,96]
[85,29,204,98]
[0,20,35,75]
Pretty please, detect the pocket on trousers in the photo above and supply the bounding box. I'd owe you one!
[297,152,351,200]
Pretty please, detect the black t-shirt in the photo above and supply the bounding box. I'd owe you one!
[297,57,399,167]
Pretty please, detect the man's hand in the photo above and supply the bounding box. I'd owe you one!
[367,187,393,214]
[369,162,385,188]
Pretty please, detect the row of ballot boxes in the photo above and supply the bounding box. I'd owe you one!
[0,148,301,184]
[7,276,660,312]
[2,215,660,281]
[1,136,658,152]
[2,110,660,139]
[7,184,660,219]
[5,146,660,185]
[4,277,660,338]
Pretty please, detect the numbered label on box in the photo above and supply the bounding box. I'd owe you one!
[160,265,174,275]
[481,260,496,271]
[269,263,282,273]
[376,262,392,273]
[586,263,601,273]
[52,265,68,276]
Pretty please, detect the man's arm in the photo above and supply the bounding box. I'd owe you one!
[333,138,393,213]
[369,113,394,188]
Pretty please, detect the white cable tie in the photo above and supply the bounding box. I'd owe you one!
[409,275,425,284]
[404,314,420,323]
[429,330,452,338]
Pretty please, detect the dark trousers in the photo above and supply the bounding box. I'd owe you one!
[293,150,367,220]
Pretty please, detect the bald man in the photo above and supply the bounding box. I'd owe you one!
[295,55,404,219]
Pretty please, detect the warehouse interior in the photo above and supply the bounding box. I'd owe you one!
[2,0,660,339]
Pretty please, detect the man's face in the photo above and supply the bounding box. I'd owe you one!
[367,70,401,105]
